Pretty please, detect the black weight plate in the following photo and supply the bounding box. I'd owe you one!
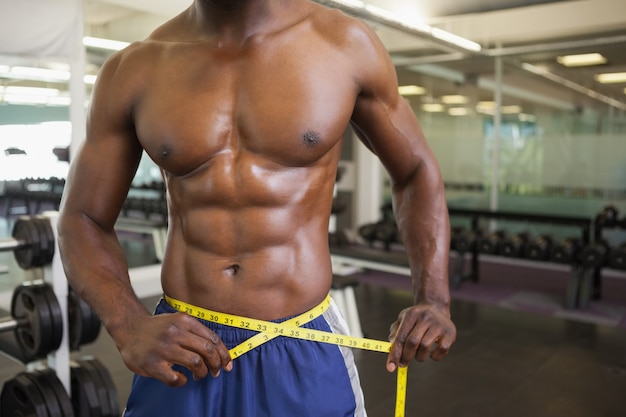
[70,360,102,417]
[69,290,101,349]
[12,216,42,269]
[11,282,55,360]
[37,369,75,417]
[33,216,56,266]
[1,373,49,417]
[85,357,120,417]
[68,290,83,351]
[79,359,113,417]
[40,283,64,355]
[24,371,62,417]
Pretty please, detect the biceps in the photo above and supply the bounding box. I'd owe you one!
[62,133,143,228]
[351,96,435,185]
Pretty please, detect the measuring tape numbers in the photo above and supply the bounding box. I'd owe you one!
[164,294,408,417]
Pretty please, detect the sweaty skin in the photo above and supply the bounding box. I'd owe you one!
[58,0,456,388]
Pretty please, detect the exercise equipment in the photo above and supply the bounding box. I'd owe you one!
[0,215,55,269]
[524,235,553,261]
[0,369,74,417]
[580,240,610,269]
[609,243,626,270]
[500,232,530,258]
[0,282,63,361]
[595,205,619,228]
[550,237,583,264]
[477,231,507,255]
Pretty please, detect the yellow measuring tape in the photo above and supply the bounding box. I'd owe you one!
[164,294,408,417]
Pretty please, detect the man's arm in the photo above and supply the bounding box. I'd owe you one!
[348,20,457,371]
[57,47,231,385]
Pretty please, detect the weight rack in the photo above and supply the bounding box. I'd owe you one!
[0,211,119,416]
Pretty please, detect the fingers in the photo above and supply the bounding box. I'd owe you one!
[386,306,456,372]
[173,313,233,378]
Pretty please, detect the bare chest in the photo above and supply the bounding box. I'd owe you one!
[134,41,357,177]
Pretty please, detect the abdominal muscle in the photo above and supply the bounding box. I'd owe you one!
[160,175,336,321]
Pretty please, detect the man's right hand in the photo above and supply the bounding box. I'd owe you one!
[116,312,233,387]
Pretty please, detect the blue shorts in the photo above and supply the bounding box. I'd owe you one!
[123,297,367,417]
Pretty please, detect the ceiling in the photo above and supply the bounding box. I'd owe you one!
[13,0,626,115]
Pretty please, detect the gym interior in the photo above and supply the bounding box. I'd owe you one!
[1,0,626,416]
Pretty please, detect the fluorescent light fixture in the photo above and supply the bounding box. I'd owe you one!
[518,113,536,122]
[557,53,606,67]
[448,107,469,116]
[5,86,60,96]
[9,66,70,82]
[441,95,468,104]
[502,105,522,114]
[84,74,98,85]
[624,87,626,95]
[83,36,130,51]
[422,103,445,112]
[475,102,522,115]
[398,85,426,96]
[431,27,481,52]
[334,0,364,7]
[595,72,626,84]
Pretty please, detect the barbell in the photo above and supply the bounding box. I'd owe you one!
[0,282,101,363]
[0,216,55,269]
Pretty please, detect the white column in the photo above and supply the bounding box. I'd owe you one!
[68,1,86,160]
[354,134,384,227]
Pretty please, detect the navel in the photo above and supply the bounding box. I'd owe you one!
[224,264,241,277]
[302,130,321,148]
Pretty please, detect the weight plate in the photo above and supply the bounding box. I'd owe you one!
[24,371,62,417]
[40,282,64,356]
[69,289,101,350]
[1,373,49,417]
[71,360,103,417]
[79,359,113,417]
[12,216,42,269]
[85,357,120,417]
[11,282,56,360]
[37,369,75,417]
[34,216,56,267]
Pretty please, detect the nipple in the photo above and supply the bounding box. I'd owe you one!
[302,130,321,147]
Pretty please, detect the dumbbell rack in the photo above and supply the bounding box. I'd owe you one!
[448,208,594,308]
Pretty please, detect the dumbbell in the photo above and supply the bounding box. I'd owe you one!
[524,235,553,261]
[0,281,63,360]
[451,227,480,253]
[579,240,610,268]
[0,215,55,269]
[477,231,507,255]
[609,243,626,270]
[374,221,399,250]
[549,237,583,264]
[595,205,619,228]
[500,232,530,258]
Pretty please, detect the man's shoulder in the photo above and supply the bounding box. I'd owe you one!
[307,3,379,51]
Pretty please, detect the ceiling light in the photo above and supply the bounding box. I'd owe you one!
[441,95,468,104]
[502,105,522,114]
[448,107,469,116]
[5,86,60,96]
[431,27,481,52]
[83,36,130,51]
[84,74,97,85]
[398,85,426,96]
[624,87,626,95]
[595,72,626,84]
[557,53,607,67]
[422,103,445,112]
[9,66,70,82]
[518,114,536,122]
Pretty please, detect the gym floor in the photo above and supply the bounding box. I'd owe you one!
[1,219,626,416]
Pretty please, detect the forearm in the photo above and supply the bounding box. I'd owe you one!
[57,212,151,342]
[392,161,451,309]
